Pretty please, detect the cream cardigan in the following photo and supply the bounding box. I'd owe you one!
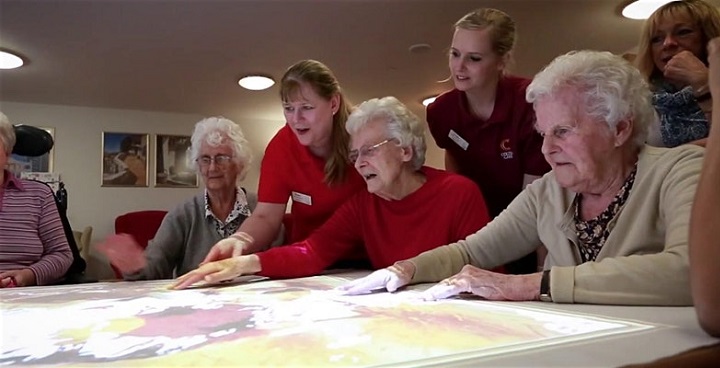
[409,145,704,305]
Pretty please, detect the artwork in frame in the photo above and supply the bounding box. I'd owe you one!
[154,134,197,188]
[101,132,149,187]
[8,127,54,176]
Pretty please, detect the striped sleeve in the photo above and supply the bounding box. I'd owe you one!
[0,180,72,285]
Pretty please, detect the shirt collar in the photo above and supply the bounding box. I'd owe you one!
[204,186,251,220]
[2,170,25,191]
[458,76,512,127]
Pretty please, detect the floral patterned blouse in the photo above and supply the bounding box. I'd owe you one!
[204,187,252,238]
[573,167,637,263]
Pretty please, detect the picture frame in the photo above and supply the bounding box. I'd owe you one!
[101,132,149,187]
[154,134,197,188]
[8,127,54,176]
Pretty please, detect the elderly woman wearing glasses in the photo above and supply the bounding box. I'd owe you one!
[339,51,703,306]
[171,97,491,289]
[98,117,256,280]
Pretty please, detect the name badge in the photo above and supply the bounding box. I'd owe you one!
[448,130,469,151]
[291,191,312,206]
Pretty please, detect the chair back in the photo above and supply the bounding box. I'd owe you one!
[72,226,93,261]
[111,210,167,278]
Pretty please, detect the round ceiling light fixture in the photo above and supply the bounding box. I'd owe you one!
[0,50,24,69]
[621,0,673,20]
[422,96,437,107]
[408,43,432,54]
[238,75,275,91]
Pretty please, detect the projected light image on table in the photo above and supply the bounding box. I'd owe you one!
[0,274,653,366]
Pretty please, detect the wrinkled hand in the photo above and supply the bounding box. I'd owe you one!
[0,269,36,288]
[663,50,709,90]
[96,234,147,274]
[171,255,260,290]
[707,38,720,97]
[420,265,541,301]
[337,262,415,295]
[201,232,254,264]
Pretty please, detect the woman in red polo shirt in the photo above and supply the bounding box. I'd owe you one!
[426,8,550,274]
[203,60,366,264]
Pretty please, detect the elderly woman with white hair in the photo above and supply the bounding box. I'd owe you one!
[340,50,703,306]
[99,117,257,280]
[171,97,491,289]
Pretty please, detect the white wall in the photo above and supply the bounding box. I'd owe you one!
[0,101,444,279]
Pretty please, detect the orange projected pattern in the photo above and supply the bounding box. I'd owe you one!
[0,274,652,366]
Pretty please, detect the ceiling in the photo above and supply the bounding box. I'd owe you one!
[2,0,718,124]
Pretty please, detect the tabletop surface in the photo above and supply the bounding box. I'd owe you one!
[0,271,717,367]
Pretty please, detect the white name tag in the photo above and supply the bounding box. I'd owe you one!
[291,191,312,206]
[448,129,469,151]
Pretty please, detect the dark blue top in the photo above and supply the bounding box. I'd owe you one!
[652,80,709,147]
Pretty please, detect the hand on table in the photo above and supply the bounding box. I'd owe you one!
[336,262,415,295]
[96,234,146,275]
[0,269,36,288]
[663,50,709,91]
[201,232,254,264]
[171,255,261,290]
[419,265,541,301]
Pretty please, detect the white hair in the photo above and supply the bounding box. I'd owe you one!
[346,96,427,170]
[0,111,16,155]
[526,50,654,149]
[189,116,253,181]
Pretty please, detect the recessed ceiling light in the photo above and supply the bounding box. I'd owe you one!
[0,50,24,69]
[409,43,432,54]
[238,75,275,91]
[422,96,437,107]
[622,0,673,20]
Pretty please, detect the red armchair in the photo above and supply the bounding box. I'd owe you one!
[111,210,168,278]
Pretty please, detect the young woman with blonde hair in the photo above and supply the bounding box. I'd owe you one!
[426,8,550,274]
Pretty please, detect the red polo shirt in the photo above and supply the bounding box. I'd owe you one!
[258,167,490,278]
[427,75,550,218]
[259,125,366,243]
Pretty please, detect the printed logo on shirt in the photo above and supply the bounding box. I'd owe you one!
[500,139,514,160]
[291,191,312,206]
[448,130,469,150]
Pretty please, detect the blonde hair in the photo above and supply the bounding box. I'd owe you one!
[280,60,352,185]
[455,8,517,57]
[635,0,720,83]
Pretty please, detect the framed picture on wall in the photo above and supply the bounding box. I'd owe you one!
[154,134,197,188]
[8,127,54,176]
[101,132,149,187]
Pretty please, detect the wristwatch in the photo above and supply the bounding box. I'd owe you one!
[539,270,552,302]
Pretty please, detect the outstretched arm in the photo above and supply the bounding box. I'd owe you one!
[202,202,285,263]
[690,37,720,337]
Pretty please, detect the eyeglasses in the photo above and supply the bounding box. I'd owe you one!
[196,154,233,167]
[348,139,394,163]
